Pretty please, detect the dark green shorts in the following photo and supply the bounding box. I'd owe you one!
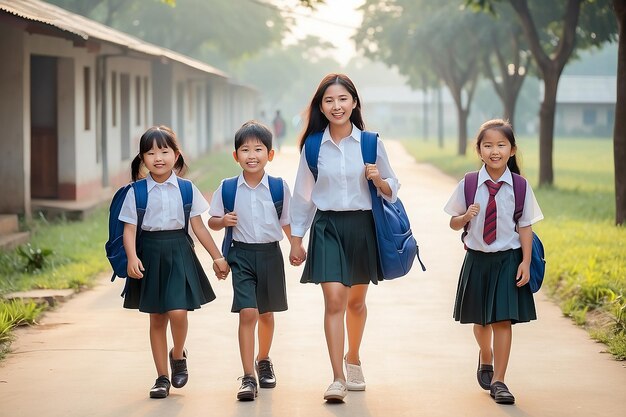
[301,210,381,286]
[227,241,288,314]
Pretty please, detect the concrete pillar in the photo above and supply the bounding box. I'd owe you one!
[0,25,29,217]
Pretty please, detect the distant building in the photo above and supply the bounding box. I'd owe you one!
[0,0,257,225]
[552,75,616,137]
[359,85,458,139]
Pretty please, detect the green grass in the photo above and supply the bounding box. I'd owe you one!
[403,136,626,359]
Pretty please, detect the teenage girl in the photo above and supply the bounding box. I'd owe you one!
[289,73,399,403]
[444,119,543,405]
[119,125,230,399]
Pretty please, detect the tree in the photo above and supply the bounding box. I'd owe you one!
[357,0,494,155]
[48,0,288,67]
[467,0,617,186]
[477,3,532,128]
[614,0,626,225]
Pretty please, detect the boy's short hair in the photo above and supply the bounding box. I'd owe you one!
[235,120,273,151]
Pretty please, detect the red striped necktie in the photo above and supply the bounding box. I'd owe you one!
[483,180,504,245]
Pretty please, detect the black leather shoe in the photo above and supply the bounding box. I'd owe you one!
[237,375,258,401]
[490,381,515,404]
[149,375,171,399]
[169,348,188,388]
[477,350,493,390]
[256,358,276,388]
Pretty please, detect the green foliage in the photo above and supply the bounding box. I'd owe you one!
[403,135,626,359]
[0,299,44,347]
[16,244,54,273]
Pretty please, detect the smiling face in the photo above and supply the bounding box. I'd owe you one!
[320,83,357,129]
[233,137,274,176]
[478,128,516,178]
[142,141,179,183]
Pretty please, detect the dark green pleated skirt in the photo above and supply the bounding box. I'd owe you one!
[453,248,536,325]
[123,229,216,313]
[301,210,381,286]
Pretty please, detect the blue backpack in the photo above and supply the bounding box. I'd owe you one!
[105,177,193,282]
[220,175,284,258]
[304,131,425,279]
[463,171,546,292]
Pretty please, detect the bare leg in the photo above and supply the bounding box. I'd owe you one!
[345,284,368,364]
[491,321,512,382]
[257,312,274,361]
[239,308,259,376]
[321,282,349,382]
[473,323,494,366]
[168,309,188,359]
[149,313,170,377]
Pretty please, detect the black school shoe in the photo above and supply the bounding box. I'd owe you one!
[477,351,494,390]
[169,348,188,388]
[237,375,258,401]
[490,381,515,405]
[256,358,276,388]
[149,375,171,399]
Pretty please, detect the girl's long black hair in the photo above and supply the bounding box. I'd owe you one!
[475,119,521,175]
[130,125,187,181]
[298,73,365,152]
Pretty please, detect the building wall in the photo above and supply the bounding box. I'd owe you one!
[556,103,615,137]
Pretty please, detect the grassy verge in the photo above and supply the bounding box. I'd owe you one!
[402,136,626,359]
[0,149,239,356]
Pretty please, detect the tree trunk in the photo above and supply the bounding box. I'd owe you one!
[457,106,469,155]
[503,93,517,130]
[438,86,444,148]
[614,0,626,225]
[423,86,429,141]
[538,70,559,186]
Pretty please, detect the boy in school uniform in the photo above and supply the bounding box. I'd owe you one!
[208,120,292,401]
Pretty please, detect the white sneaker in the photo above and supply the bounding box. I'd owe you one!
[344,356,366,391]
[323,380,347,402]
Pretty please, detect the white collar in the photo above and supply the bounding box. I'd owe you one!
[146,171,179,192]
[478,165,513,186]
[321,124,362,144]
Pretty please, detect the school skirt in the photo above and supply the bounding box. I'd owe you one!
[301,210,381,286]
[453,248,536,325]
[123,229,216,313]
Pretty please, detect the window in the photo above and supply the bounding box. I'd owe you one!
[111,71,117,127]
[583,108,597,126]
[84,66,91,130]
[135,75,141,126]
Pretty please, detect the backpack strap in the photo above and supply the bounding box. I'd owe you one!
[304,131,324,181]
[221,177,239,256]
[132,179,148,234]
[267,175,284,219]
[177,177,194,234]
[461,172,479,244]
[360,131,378,164]
[511,172,526,225]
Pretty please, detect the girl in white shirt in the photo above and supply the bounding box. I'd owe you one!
[118,126,229,399]
[444,119,543,405]
[289,74,398,402]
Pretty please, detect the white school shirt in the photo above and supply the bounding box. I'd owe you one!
[443,166,544,252]
[208,173,291,243]
[118,172,209,231]
[290,125,399,237]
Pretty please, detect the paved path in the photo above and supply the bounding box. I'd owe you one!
[1,142,624,417]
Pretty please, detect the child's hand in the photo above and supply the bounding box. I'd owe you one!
[127,256,144,279]
[463,203,480,223]
[223,212,238,227]
[516,260,531,287]
[213,257,229,280]
[289,243,306,266]
[365,163,384,187]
